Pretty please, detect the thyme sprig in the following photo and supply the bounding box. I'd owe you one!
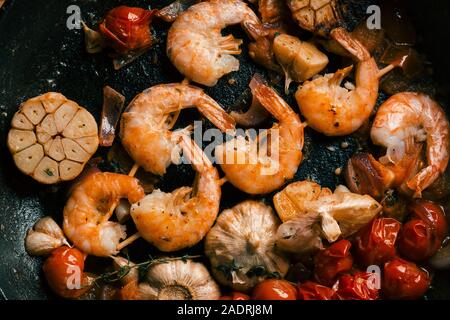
[94,254,202,284]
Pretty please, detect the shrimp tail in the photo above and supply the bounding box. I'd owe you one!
[180,135,212,172]
[251,74,295,121]
[330,27,370,62]
[196,96,236,133]
[328,65,353,87]
[406,166,441,198]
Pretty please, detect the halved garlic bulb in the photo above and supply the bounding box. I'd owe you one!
[205,200,289,292]
[7,93,99,184]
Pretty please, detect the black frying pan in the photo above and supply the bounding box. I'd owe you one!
[0,0,449,300]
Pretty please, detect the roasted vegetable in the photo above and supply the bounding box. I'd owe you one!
[7,93,98,184]
[205,200,289,292]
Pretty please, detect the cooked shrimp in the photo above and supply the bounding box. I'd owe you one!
[295,27,390,136]
[63,172,145,257]
[130,136,221,252]
[120,83,235,176]
[215,74,304,194]
[371,92,450,198]
[167,0,265,86]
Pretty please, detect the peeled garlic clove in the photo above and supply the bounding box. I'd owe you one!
[34,216,66,242]
[25,230,64,256]
[112,256,139,285]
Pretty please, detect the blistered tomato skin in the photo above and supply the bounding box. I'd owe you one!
[42,246,89,299]
[355,218,401,267]
[335,272,379,300]
[99,6,155,54]
[297,281,336,300]
[382,258,431,300]
[314,239,353,286]
[251,279,297,300]
[398,200,448,261]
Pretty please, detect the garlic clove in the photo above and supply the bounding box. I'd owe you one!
[25,230,64,256]
[34,216,66,242]
[112,256,139,285]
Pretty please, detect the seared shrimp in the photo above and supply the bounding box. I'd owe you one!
[371,92,450,198]
[120,83,235,176]
[130,136,221,252]
[295,27,383,136]
[167,0,265,86]
[63,172,145,257]
[215,74,304,194]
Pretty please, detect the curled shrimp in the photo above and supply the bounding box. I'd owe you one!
[63,172,145,257]
[215,74,304,194]
[371,92,450,198]
[167,0,265,86]
[120,83,235,176]
[130,136,221,252]
[295,27,391,136]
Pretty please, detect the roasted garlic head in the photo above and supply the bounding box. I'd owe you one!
[7,93,99,184]
[205,200,289,292]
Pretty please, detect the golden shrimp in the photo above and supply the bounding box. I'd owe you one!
[120,83,235,176]
[371,92,450,198]
[215,74,304,194]
[167,0,265,86]
[295,27,386,136]
[63,172,145,257]
[130,136,221,252]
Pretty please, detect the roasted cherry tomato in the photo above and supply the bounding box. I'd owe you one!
[251,279,297,300]
[297,281,336,300]
[219,292,250,300]
[43,246,91,299]
[398,200,448,261]
[382,258,430,300]
[354,218,401,266]
[314,239,353,286]
[335,272,379,300]
[99,6,156,54]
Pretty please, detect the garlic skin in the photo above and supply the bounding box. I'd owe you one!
[25,216,68,256]
[144,259,220,300]
[205,200,289,292]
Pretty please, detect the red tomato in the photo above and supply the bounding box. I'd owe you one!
[382,258,430,300]
[219,292,250,300]
[99,6,156,54]
[43,246,90,299]
[314,239,353,286]
[297,281,336,300]
[398,200,448,261]
[251,279,297,300]
[335,272,379,300]
[354,218,401,266]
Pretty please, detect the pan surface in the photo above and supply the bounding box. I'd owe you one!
[0,0,449,299]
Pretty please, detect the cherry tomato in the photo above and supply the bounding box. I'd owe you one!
[335,272,379,300]
[43,246,90,299]
[314,239,353,286]
[251,279,297,300]
[297,281,336,300]
[219,292,250,300]
[99,6,156,54]
[382,258,430,300]
[398,200,448,261]
[354,218,401,266]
